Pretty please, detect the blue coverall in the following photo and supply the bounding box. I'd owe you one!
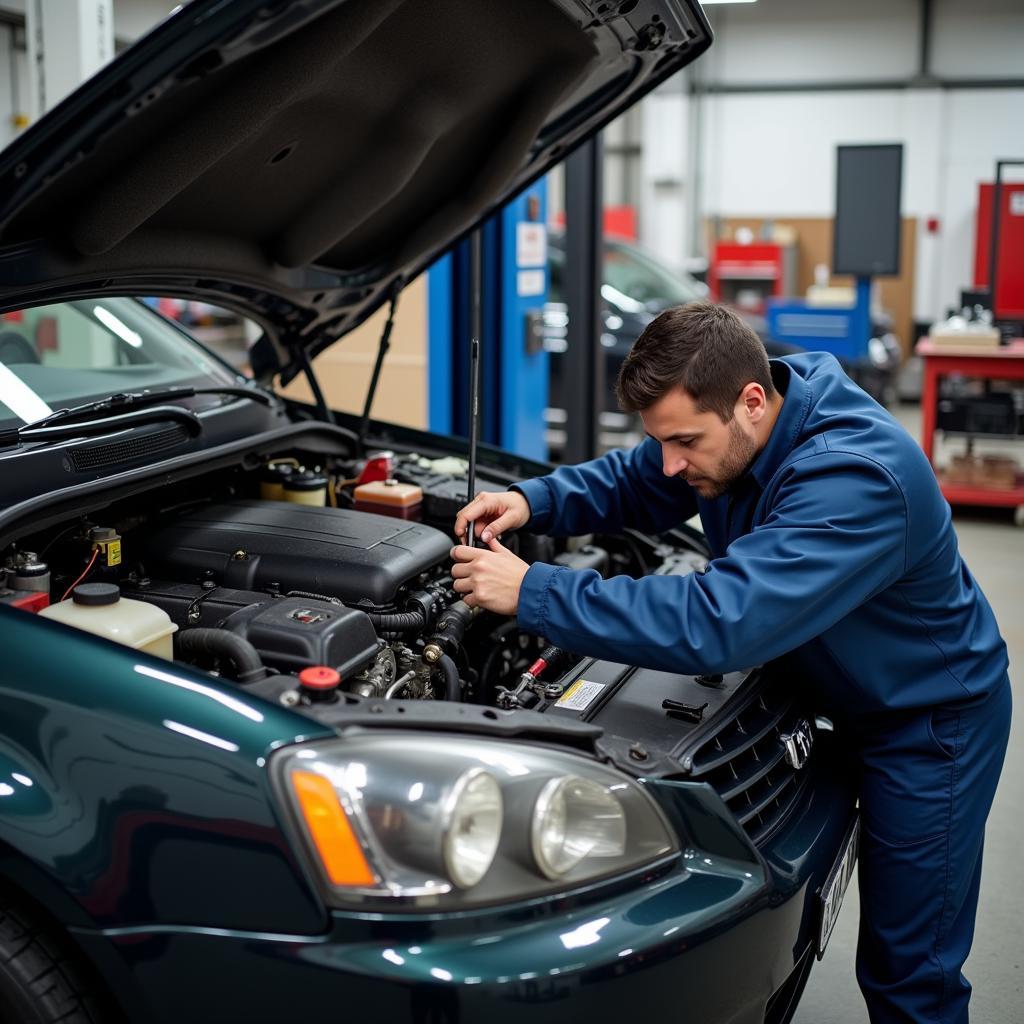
[513,353,1011,1024]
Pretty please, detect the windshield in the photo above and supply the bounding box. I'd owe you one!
[0,298,238,428]
[602,240,704,307]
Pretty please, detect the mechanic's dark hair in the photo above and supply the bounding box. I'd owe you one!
[616,301,775,421]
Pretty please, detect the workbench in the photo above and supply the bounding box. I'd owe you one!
[916,338,1024,514]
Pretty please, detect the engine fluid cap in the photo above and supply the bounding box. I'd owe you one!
[73,582,120,606]
[299,666,341,690]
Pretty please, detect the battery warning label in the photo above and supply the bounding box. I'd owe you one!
[556,678,606,712]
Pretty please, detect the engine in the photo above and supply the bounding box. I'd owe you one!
[130,500,452,606]
[1,448,709,717]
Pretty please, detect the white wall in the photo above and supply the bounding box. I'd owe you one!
[111,0,180,45]
[0,23,20,150]
[701,0,1024,83]
[689,87,1024,324]
[931,0,1024,78]
[0,0,178,150]
[636,0,1024,326]
[703,0,920,84]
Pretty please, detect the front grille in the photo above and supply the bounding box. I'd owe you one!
[684,675,811,847]
[68,424,191,472]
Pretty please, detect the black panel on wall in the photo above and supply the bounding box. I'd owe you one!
[833,144,903,277]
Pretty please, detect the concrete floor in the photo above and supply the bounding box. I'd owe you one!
[793,404,1023,1023]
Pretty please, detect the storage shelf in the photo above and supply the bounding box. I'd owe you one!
[939,482,1024,507]
[917,337,1024,513]
[937,431,1023,442]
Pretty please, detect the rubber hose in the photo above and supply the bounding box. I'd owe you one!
[287,590,342,605]
[285,592,424,634]
[436,653,460,702]
[364,609,425,633]
[175,628,267,683]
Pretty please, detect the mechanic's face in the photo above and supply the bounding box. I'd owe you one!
[641,385,762,499]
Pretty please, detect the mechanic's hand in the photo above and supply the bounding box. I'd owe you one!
[454,490,530,544]
[450,537,530,615]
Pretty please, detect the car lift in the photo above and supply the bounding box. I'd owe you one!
[428,137,608,465]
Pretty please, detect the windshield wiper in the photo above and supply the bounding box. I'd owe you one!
[0,406,205,449]
[18,385,272,433]
[0,386,271,449]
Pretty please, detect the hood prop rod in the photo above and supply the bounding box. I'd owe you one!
[298,344,335,428]
[465,230,483,547]
[358,277,404,456]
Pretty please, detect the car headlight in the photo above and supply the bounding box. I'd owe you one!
[442,767,502,888]
[273,733,677,909]
[532,775,626,879]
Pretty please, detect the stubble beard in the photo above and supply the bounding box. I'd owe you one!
[685,418,758,499]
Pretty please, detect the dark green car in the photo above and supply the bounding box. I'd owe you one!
[0,2,857,1021]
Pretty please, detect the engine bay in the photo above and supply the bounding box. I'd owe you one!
[0,438,740,750]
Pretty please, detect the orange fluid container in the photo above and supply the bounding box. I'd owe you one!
[352,480,423,520]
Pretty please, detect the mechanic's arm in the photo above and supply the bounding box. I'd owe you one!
[517,455,908,674]
[512,437,698,537]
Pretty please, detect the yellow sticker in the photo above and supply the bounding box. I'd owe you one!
[106,539,122,567]
[555,678,606,712]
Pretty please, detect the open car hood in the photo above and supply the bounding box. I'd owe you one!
[0,0,711,385]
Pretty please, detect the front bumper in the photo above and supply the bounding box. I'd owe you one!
[71,763,855,1024]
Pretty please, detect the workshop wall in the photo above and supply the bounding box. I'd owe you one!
[697,89,1023,327]
[279,274,429,431]
[639,0,1024,329]
[0,21,27,150]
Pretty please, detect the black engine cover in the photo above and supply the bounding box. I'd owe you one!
[134,500,451,605]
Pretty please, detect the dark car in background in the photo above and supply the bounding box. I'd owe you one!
[545,232,773,453]
[544,232,901,455]
[0,2,857,1022]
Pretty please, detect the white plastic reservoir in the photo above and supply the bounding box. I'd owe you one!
[40,583,178,659]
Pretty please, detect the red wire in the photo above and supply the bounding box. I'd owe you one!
[60,548,99,602]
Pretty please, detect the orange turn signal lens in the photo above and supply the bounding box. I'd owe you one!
[290,770,376,887]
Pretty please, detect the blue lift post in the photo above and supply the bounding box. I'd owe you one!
[427,182,549,461]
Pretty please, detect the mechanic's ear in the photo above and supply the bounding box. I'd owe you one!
[740,382,768,423]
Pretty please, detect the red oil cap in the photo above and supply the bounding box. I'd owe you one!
[298,666,341,691]
[356,452,394,485]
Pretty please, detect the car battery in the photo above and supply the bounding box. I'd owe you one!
[0,560,51,613]
[353,480,423,520]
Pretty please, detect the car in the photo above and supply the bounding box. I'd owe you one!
[544,232,780,453]
[544,231,708,451]
[544,232,901,455]
[0,2,857,1023]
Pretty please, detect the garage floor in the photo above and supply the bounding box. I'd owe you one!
[793,405,1023,1022]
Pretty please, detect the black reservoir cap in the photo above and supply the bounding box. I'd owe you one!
[284,472,328,492]
[261,462,295,482]
[73,582,120,606]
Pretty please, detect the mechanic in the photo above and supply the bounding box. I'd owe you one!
[451,300,1010,1024]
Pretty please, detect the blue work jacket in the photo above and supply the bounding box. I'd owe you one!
[514,353,1008,716]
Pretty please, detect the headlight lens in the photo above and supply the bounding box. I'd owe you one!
[442,768,502,888]
[532,775,626,879]
[273,733,677,909]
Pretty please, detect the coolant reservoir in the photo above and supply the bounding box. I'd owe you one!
[353,479,423,520]
[40,583,178,659]
[283,472,328,506]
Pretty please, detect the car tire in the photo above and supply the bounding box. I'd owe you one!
[0,895,105,1024]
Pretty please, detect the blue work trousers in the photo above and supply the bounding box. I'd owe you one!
[855,678,1012,1023]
